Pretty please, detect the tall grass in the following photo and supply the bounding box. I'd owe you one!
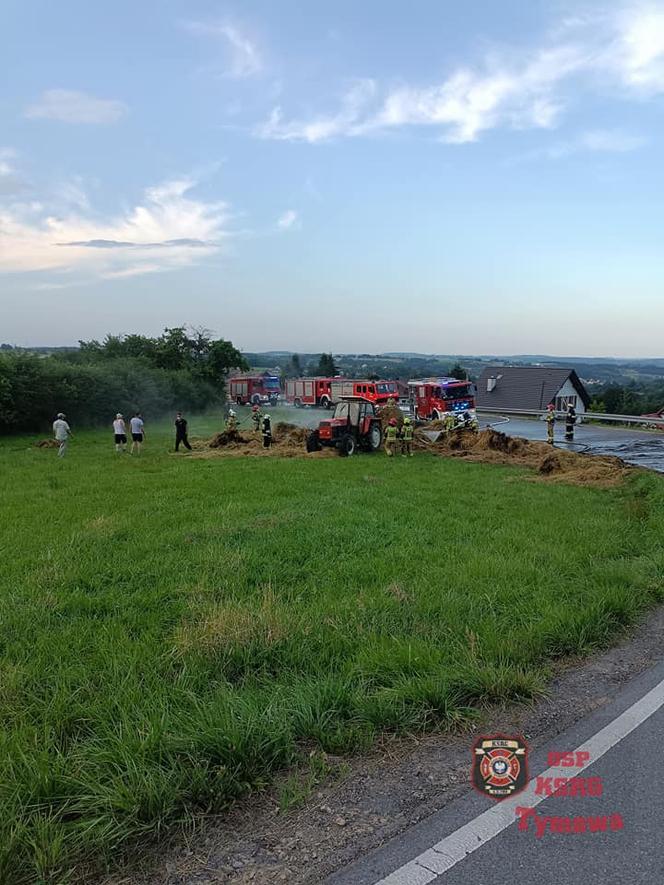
[1,420,663,881]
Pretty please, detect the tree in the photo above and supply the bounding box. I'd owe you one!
[449,363,468,380]
[200,339,248,384]
[283,354,303,379]
[316,353,339,376]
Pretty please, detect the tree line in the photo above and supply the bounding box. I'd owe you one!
[0,327,247,434]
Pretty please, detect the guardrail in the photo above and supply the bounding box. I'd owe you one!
[476,407,663,427]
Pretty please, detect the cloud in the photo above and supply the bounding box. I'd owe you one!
[0,178,230,281]
[277,209,299,230]
[257,79,376,142]
[185,20,262,78]
[577,129,648,152]
[0,148,28,195]
[602,4,664,92]
[516,128,649,161]
[24,89,127,124]
[258,5,664,144]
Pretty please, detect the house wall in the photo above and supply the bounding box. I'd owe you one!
[554,378,586,414]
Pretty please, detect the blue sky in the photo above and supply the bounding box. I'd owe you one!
[1,0,664,356]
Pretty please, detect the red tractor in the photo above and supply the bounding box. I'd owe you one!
[306,398,383,456]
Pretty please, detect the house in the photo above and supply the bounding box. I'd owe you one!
[476,366,591,414]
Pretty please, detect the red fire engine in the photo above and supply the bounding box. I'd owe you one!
[228,372,281,406]
[330,379,399,406]
[408,377,476,421]
[284,377,336,409]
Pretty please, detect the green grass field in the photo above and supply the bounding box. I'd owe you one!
[2,414,664,882]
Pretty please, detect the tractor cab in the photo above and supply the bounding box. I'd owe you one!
[307,397,382,456]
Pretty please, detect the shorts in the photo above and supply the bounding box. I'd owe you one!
[114,434,127,444]
[131,433,143,442]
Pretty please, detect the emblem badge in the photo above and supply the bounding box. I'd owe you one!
[472,735,528,800]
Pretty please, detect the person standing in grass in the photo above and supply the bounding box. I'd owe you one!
[400,416,414,457]
[113,413,127,453]
[175,411,192,451]
[130,412,145,455]
[384,418,398,456]
[52,412,72,458]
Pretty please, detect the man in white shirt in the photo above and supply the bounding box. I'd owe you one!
[113,413,127,453]
[52,412,72,458]
[129,412,145,455]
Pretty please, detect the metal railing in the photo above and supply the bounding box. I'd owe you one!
[476,407,663,427]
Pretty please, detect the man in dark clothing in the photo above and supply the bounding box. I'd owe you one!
[261,414,272,448]
[175,412,192,451]
[565,403,576,442]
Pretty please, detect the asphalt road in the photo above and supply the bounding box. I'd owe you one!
[327,658,664,885]
[482,414,664,473]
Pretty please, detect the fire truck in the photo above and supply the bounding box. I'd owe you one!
[330,379,399,406]
[284,377,336,409]
[228,372,281,406]
[408,377,476,421]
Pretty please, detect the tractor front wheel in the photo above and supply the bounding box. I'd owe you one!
[306,431,322,453]
[367,423,382,451]
[338,434,356,457]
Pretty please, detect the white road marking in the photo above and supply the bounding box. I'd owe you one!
[373,673,664,884]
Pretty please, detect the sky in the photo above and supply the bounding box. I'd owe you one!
[1,0,664,357]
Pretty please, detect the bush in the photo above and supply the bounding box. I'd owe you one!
[0,352,222,434]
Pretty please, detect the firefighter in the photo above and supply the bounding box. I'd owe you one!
[443,412,456,433]
[565,402,576,441]
[400,416,414,457]
[384,417,398,456]
[251,404,262,433]
[225,408,237,433]
[261,413,272,448]
[545,403,555,444]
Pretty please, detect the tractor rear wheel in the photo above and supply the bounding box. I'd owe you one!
[338,434,356,457]
[306,431,322,453]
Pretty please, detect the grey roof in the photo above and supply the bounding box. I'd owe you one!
[475,365,590,411]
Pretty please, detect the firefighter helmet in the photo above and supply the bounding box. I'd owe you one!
[389,418,397,426]
[403,416,411,424]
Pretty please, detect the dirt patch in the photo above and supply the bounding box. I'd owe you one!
[415,428,633,488]
[35,438,59,448]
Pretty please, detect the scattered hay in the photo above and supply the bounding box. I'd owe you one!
[274,423,310,445]
[193,422,335,460]
[415,427,632,488]
[194,421,632,488]
[35,439,59,449]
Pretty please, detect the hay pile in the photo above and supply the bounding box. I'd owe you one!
[35,439,59,449]
[376,403,404,429]
[193,423,334,460]
[415,427,631,487]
